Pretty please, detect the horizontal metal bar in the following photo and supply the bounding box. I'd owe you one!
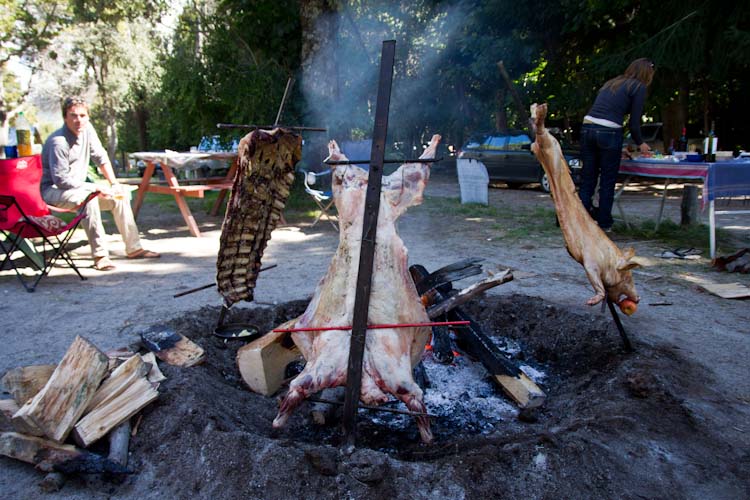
[308,397,437,418]
[325,157,443,166]
[273,320,470,333]
[216,123,327,132]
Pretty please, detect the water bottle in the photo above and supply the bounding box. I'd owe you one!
[16,112,33,157]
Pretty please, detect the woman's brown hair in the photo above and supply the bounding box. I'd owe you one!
[601,58,655,93]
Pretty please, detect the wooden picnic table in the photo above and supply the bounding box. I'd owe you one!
[129,151,238,237]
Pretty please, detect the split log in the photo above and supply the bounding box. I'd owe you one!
[140,352,167,383]
[429,323,454,364]
[73,376,158,448]
[140,325,205,367]
[12,336,109,442]
[84,355,149,414]
[0,432,129,474]
[0,399,39,434]
[1,365,56,406]
[237,321,302,396]
[448,308,546,409]
[426,270,513,318]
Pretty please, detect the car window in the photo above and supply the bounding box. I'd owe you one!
[483,135,507,150]
[506,134,532,150]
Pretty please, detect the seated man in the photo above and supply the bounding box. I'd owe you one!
[41,96,159,271]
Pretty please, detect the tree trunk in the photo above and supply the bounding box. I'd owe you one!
[495,88,508,132]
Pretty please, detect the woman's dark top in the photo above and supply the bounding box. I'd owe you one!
[587,78,647,145]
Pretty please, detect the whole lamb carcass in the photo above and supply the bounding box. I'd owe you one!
[272,135,441,443]
[530,103,640,315]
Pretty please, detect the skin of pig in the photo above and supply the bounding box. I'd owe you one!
[530,103,640,307]
[271,136,442,443]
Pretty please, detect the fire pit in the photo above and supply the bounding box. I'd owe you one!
[113,294,745,498]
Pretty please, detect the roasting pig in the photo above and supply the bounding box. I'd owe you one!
[271,135,441,443]
[530,103,640,314]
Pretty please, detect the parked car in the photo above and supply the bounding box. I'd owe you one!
[458,130,582,192]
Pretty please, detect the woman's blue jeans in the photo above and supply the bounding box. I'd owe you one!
[578,124,624,229]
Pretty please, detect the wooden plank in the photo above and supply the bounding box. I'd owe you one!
[140,352,167,383]
[342,39,396,447]
[237,322,302,396]
[140,326,205,367]
[699,282,750,299]
[13,336,109,443]
[73,376,159,447]
[84,355,149,414]
[1,365,56,406]
[0,432,129,474]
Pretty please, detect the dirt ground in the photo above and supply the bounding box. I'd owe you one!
[1,165,749,499]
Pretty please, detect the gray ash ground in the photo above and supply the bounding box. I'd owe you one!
[110,295,747,499]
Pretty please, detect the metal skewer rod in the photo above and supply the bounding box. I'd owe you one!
[274,320,470,333]
[308,397,437,418]
[216,123,327,132]
[274,77,294,126]
[606,297,634,352]
[325,157,442,165]
[172,264,278,298]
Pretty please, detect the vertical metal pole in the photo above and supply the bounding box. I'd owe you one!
[274,77,294,126]
[342,40,396,447]
[606,298,634,352]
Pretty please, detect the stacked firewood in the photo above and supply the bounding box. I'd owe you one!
[0,335,173,488]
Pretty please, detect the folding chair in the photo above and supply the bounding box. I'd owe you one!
[300,168,338,230]
[0,155,98,292]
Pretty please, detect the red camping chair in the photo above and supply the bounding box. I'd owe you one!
[0,155,98,292]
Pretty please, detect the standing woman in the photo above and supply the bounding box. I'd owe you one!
[578,58,655,232]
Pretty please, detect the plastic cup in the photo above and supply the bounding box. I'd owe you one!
[4,146,17,158]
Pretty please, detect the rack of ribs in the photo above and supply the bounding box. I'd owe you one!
[530,103,640,314]
[216,128,301,306]
[271,134,442,443]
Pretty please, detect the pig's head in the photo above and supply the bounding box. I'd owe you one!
[607,247,642,314]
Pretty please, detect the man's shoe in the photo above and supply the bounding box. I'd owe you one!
[94,256,116,271]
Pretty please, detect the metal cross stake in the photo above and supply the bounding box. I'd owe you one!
[606,298,634,352]
[342,40,396,447]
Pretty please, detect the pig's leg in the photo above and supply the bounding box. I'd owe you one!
[272,355,347,428]
[583,262,606,306]
[388,381,433,443]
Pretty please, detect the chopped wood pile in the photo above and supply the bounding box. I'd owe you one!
[0,332,186,488]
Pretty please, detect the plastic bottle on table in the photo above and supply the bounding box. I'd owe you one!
[16,112,33,157]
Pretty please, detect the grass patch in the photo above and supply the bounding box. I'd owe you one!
[422,196,560,241]
[613,219,724,254]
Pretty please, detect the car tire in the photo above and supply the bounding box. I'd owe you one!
[539,172,551,193]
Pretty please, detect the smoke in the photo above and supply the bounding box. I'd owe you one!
[300,1,471,151]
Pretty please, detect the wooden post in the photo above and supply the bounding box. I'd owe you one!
[342,40,396,448]
[681,184,700,226]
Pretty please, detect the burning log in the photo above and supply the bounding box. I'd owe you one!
[1,365,55,406]
[216,128,302,306]
[411,264,545,409]
[140,326,205,367]
[530,103,640,314]
[448,307,545,408]
[426,270,513,318]
[12,337,109,442]
[0,432,129,474]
